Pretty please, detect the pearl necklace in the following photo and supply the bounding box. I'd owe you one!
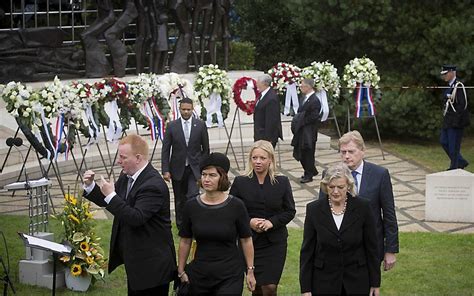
[329,198,347,216]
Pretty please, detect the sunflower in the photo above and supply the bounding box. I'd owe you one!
[85,211,93,219]
[86,256,94,265]
[80,241,90,252]
[68,214,80,224]
[71,264,82,276]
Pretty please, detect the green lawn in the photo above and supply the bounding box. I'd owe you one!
[1,215,473,295]
[381,135,474,173]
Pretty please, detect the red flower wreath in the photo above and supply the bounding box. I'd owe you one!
[232,77,261,115]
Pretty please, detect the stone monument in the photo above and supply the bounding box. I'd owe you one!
[425,169,474,223]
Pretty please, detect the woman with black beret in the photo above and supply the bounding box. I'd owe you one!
[177,152,256,295]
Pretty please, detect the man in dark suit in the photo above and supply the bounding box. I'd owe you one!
[291,78,321,183]
[83,134,176,295]
[254,74,283,147]
[161,97,209,229]
[440,64,470,170]
[319,130,399,271]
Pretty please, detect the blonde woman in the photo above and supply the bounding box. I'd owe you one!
[230,140,296,295]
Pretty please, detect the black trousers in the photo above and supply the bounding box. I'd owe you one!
[128,282,169,296]
[300,144,318,179]
[171,166,199,229]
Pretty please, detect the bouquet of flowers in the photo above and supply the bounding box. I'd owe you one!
[342,57,380,92]
[127,73,158,127]
[194,64,231,127]
[267,62,302,94]
[302,61,341,99]
[53,192,107,281]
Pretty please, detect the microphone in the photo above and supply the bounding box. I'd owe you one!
[6,137,23,147]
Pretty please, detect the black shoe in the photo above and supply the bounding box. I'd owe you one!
[460,162,469,169]
[314,170,319,177]
[300,177,313,184]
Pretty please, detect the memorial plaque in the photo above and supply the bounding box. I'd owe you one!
[426,169,474,222]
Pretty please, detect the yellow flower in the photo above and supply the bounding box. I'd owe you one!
[64,194,77,205]
[71,264,82,276]
[85,211,93,219]
[86,256,94,265]
[80,241,90,252]
[68,214,80,224]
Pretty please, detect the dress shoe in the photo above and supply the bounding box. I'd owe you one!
[300,177,313,184]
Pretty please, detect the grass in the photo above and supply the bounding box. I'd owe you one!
[380,135,474,173]
[1,215,473,295]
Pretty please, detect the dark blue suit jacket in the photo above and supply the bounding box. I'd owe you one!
[319,161,399,260]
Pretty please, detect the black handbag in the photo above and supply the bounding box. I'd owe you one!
[175,281,190,296]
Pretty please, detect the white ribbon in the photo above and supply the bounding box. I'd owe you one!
[205,92,224,128]
[316,89,330,122]
[283,83,299,115]
[38,109,54,160]
[85,105,101,147]
[105,100,122,142]
[246,79,255,90]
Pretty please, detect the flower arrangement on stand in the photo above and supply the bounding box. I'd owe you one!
[302,61,341,122]
[194,64,232,127]
[70,81,101,142]
[53,191,107,291]
[343,57,381,117]
[302,61,341,106]
[267,62,302,115]
[94,78,129,142]
[0,81,40,129]
[232,77,260,115]
[127,73,158,128]
[156,73,198,121]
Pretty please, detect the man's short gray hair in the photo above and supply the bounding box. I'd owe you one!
[257,74,272,86]
[301,78,315,89]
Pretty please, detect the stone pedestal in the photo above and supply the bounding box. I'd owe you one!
[425,169,474,222]
[19,232,66,289]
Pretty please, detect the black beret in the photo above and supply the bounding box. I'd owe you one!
[440,64,457,75]
[200,152,230,173]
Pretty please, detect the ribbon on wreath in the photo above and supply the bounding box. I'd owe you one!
[34,106,53,160]
[143,101,157,141]
[151,98,166,140]
[315,89,330,122]
[105,100,122,142]
[205,92,224,128]
[53,113,68,160]
[84,105,100,147]
[283,82,299,115]
[354,83,376,118]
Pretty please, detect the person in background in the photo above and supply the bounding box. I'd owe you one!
[439,64,470,170]
[291,78,321,183]
[254,74,283,148]
[300,163,380,296]
[83,134,176,296]
[177,152,256,295]
[161,97,209,229]
[230,140,296,296]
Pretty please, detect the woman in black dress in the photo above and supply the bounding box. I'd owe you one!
[177,152,256,295]
[300,163,380,296]
[230,140,296,295]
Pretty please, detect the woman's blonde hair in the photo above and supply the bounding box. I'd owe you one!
[245,140,277,184]
[320,163,357,196]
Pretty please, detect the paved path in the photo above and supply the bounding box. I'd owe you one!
[1,142,473,234]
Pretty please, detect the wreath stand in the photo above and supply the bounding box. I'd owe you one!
[223,107,245,171]
[346,102,385,160]
[327,110,342,138]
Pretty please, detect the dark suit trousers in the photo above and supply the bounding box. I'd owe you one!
[172,166,199,229]
[300,144,318,179]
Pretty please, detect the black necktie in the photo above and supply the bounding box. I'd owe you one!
[351,171,358,193]
[125,176,133,199]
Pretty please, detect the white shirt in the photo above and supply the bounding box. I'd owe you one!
[302,91,315,105]
[181,118,192,134]
[260,86,270,100]
[83,163,148,204]
[332,213,344,230]
[352,161,364,194]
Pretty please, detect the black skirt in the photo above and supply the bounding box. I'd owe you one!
[253,235,287,285]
